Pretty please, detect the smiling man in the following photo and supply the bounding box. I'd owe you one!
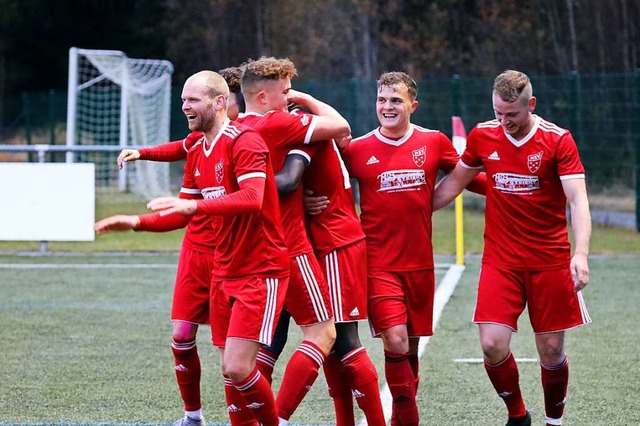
[340,72,485,426]
[433,70,592,426]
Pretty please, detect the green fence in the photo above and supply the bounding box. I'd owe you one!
[4,72,639,227]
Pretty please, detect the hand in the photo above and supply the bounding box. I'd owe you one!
[303,189,329,216]
[147,197,197,216]
[335,134,352,149]
[117,149,141,169]
[286,89,310,107]
[94,215,140,234]
[570,253,590,292]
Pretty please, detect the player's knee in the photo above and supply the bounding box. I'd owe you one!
[382,328,409,353]
[480,336,509,361]
[222,359,253,382]
[172,321,198,342]
[333,322,362,356]
[303,321,336,354]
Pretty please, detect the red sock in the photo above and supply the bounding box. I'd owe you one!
[343,347,385,426]
[541,356,569,424]
[384,350,418,426]
[324,351,355,426]
[234,367,278,426]
[256,347,278,385]
[276,341,325,420]
[171,340,201,411]
[224,376,259,426]
[408,352,420,391]
[390,352,420,426]
[484,352,527,418]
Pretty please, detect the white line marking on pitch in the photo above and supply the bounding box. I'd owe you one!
[357,263,466,426]
[453,358,538,363]
[0,263,176,269]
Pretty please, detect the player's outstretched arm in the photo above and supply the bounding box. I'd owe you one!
[117,149,141,169]
[563,178,591,292]
[94,215,140,234]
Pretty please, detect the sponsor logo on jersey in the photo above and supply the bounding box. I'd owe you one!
[227,404,241,413]
[194,167,201,177]
[527,151,543,173]
[215,159,224,183]
[300,114,310,126]
[412,146,426,167]
[377,169,426,192]
[493,173,540,193]
[246,402,265,409]
[366,155,380,165]
[202,186,227,199]
[349,307,360,317]
[487,151,500,160]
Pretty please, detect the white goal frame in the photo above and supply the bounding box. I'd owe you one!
[66,47,174,198]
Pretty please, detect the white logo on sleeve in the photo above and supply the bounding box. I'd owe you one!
[487,151,500,160]
[194,167,201,177]
[300,115,310,126]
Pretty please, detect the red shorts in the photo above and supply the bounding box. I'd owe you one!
[210,275,289,347]
[286,253,333,326]
[474,263,592,333]
[367,269,435,337]
[317,240,368,323]
[171,245,215,325]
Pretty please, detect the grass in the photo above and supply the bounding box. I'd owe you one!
[1,255,638,425]
[1,192,639,424]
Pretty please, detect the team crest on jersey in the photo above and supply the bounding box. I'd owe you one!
[299,114,310,126]
[412,146,426,167]
[527,151,543,173]
[215,159,224,183]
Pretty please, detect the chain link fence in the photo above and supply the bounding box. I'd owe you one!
[3,72,638,228]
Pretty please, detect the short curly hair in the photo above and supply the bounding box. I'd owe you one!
[241,57,298,95]
[377,72,418,101]
[218,66,243,94]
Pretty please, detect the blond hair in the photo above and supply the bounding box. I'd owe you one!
[493,70,532,105]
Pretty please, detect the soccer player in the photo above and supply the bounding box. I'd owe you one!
[339,72,485,426]
[236,56,350,424]
[433,70,592,426]
[147,70,290,426]
[94,66,252,426]
[276,132,386,426]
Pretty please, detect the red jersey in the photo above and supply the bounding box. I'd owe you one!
[236,110,320,257]
[461,115,585,270]
[180,119,288,279]
[343,125,460,271]
[138,131,213,253]
[299,140,366,256]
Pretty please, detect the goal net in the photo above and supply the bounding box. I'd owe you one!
[66,47,174,199]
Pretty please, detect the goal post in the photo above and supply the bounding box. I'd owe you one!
[66,47,174,199]
[451,116,468,266]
